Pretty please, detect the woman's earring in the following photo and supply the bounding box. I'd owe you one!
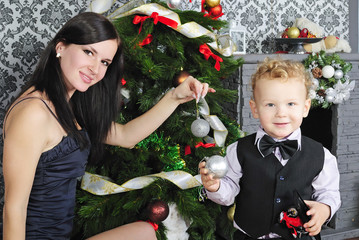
[56,52,61,58]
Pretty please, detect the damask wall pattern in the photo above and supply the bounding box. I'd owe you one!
[0,0,351,221]
[0,0,92,215]
[181,0,350,54]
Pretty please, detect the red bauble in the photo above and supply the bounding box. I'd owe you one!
[209,4,222,17]
[300,28,308,38]
[146,199,169,222]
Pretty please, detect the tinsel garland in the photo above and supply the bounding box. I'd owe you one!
[137,132,185,171]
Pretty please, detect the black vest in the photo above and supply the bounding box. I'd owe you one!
[234,133,324,239]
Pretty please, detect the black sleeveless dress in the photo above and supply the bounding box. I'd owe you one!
[4,97,90,239]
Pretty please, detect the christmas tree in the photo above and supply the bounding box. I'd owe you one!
[74,1,244,239]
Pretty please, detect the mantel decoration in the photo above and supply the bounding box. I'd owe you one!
[303,50,355,109]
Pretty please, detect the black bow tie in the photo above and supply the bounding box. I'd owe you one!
[258,135,298,159]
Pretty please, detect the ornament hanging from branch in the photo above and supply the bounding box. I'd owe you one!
[167,0,181,9]
[146,199,170,222]
[227,203,236,222]
[202,0,224,19]
[191,118,211,138]
[173,70,190,87]
[205,0,220,8]
[208,4,223,18]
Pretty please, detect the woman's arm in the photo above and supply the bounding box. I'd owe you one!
[3,100,53,239]
[105,76,214,148]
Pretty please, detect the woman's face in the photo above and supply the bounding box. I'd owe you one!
[56,39,118,96]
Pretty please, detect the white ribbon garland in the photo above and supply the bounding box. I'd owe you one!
[81,170,202,195]
[198,98,228,147]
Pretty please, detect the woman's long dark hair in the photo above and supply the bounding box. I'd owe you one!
[17,12,124,164]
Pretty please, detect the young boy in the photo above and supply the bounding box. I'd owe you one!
[199,58,341,240]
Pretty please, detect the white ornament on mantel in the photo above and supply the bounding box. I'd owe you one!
[162,203,191,240]
[322,65,335,79]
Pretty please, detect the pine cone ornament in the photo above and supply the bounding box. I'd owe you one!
[312,67,322,79]
[317,89,326,97]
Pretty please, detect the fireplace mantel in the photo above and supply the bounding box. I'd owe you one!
[236,53,359,63]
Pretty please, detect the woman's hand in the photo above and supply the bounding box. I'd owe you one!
[172,75,215,104]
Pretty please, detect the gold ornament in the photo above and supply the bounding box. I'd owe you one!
[324,35,338,49]
[205,0,220,8]
[287,27,300,38]
[227,204,236,222]
[173,71,190,87]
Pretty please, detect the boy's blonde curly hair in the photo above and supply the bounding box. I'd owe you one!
[251,58,312,98]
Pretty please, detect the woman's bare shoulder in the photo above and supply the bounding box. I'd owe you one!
[4,97,57,142]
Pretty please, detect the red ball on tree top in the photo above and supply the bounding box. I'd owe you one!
[208,4,223,18]
[146,199,170,222]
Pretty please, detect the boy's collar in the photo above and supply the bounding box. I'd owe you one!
[254,127,302,150]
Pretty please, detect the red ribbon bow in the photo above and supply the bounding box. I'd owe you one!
[139,34,153,47]
[201,0,206,12]
[195,142,216,148]
[133,12,178,34]
[185,142,216,155]
[199,44,223,71]
[185,145,192,155]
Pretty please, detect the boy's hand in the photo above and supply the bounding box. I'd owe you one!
[302,200,331,236]
[198,161,220,192]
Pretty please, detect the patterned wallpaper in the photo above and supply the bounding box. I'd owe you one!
[181,0,350,53]
[0,0,350,218]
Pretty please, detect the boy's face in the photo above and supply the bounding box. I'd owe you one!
[249,77,311,139]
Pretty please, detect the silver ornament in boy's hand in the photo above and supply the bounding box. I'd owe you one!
[205,155,228,178]
[191,118,210,138]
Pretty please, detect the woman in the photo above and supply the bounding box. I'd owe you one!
[2,12,214,239]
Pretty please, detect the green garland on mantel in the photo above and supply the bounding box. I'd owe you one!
[303,51,354,109]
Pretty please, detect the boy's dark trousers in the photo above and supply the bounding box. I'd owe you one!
[233,230,313,240]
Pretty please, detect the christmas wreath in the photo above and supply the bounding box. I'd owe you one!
[303,51,355,109]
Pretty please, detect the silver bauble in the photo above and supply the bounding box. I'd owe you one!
[325,95,335,103]
[206,155,228,178]
[325,87,335,96]
[167,0,181,9]
[312,78,319,89]
[191,118,210,138]
[334,69,344,79]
